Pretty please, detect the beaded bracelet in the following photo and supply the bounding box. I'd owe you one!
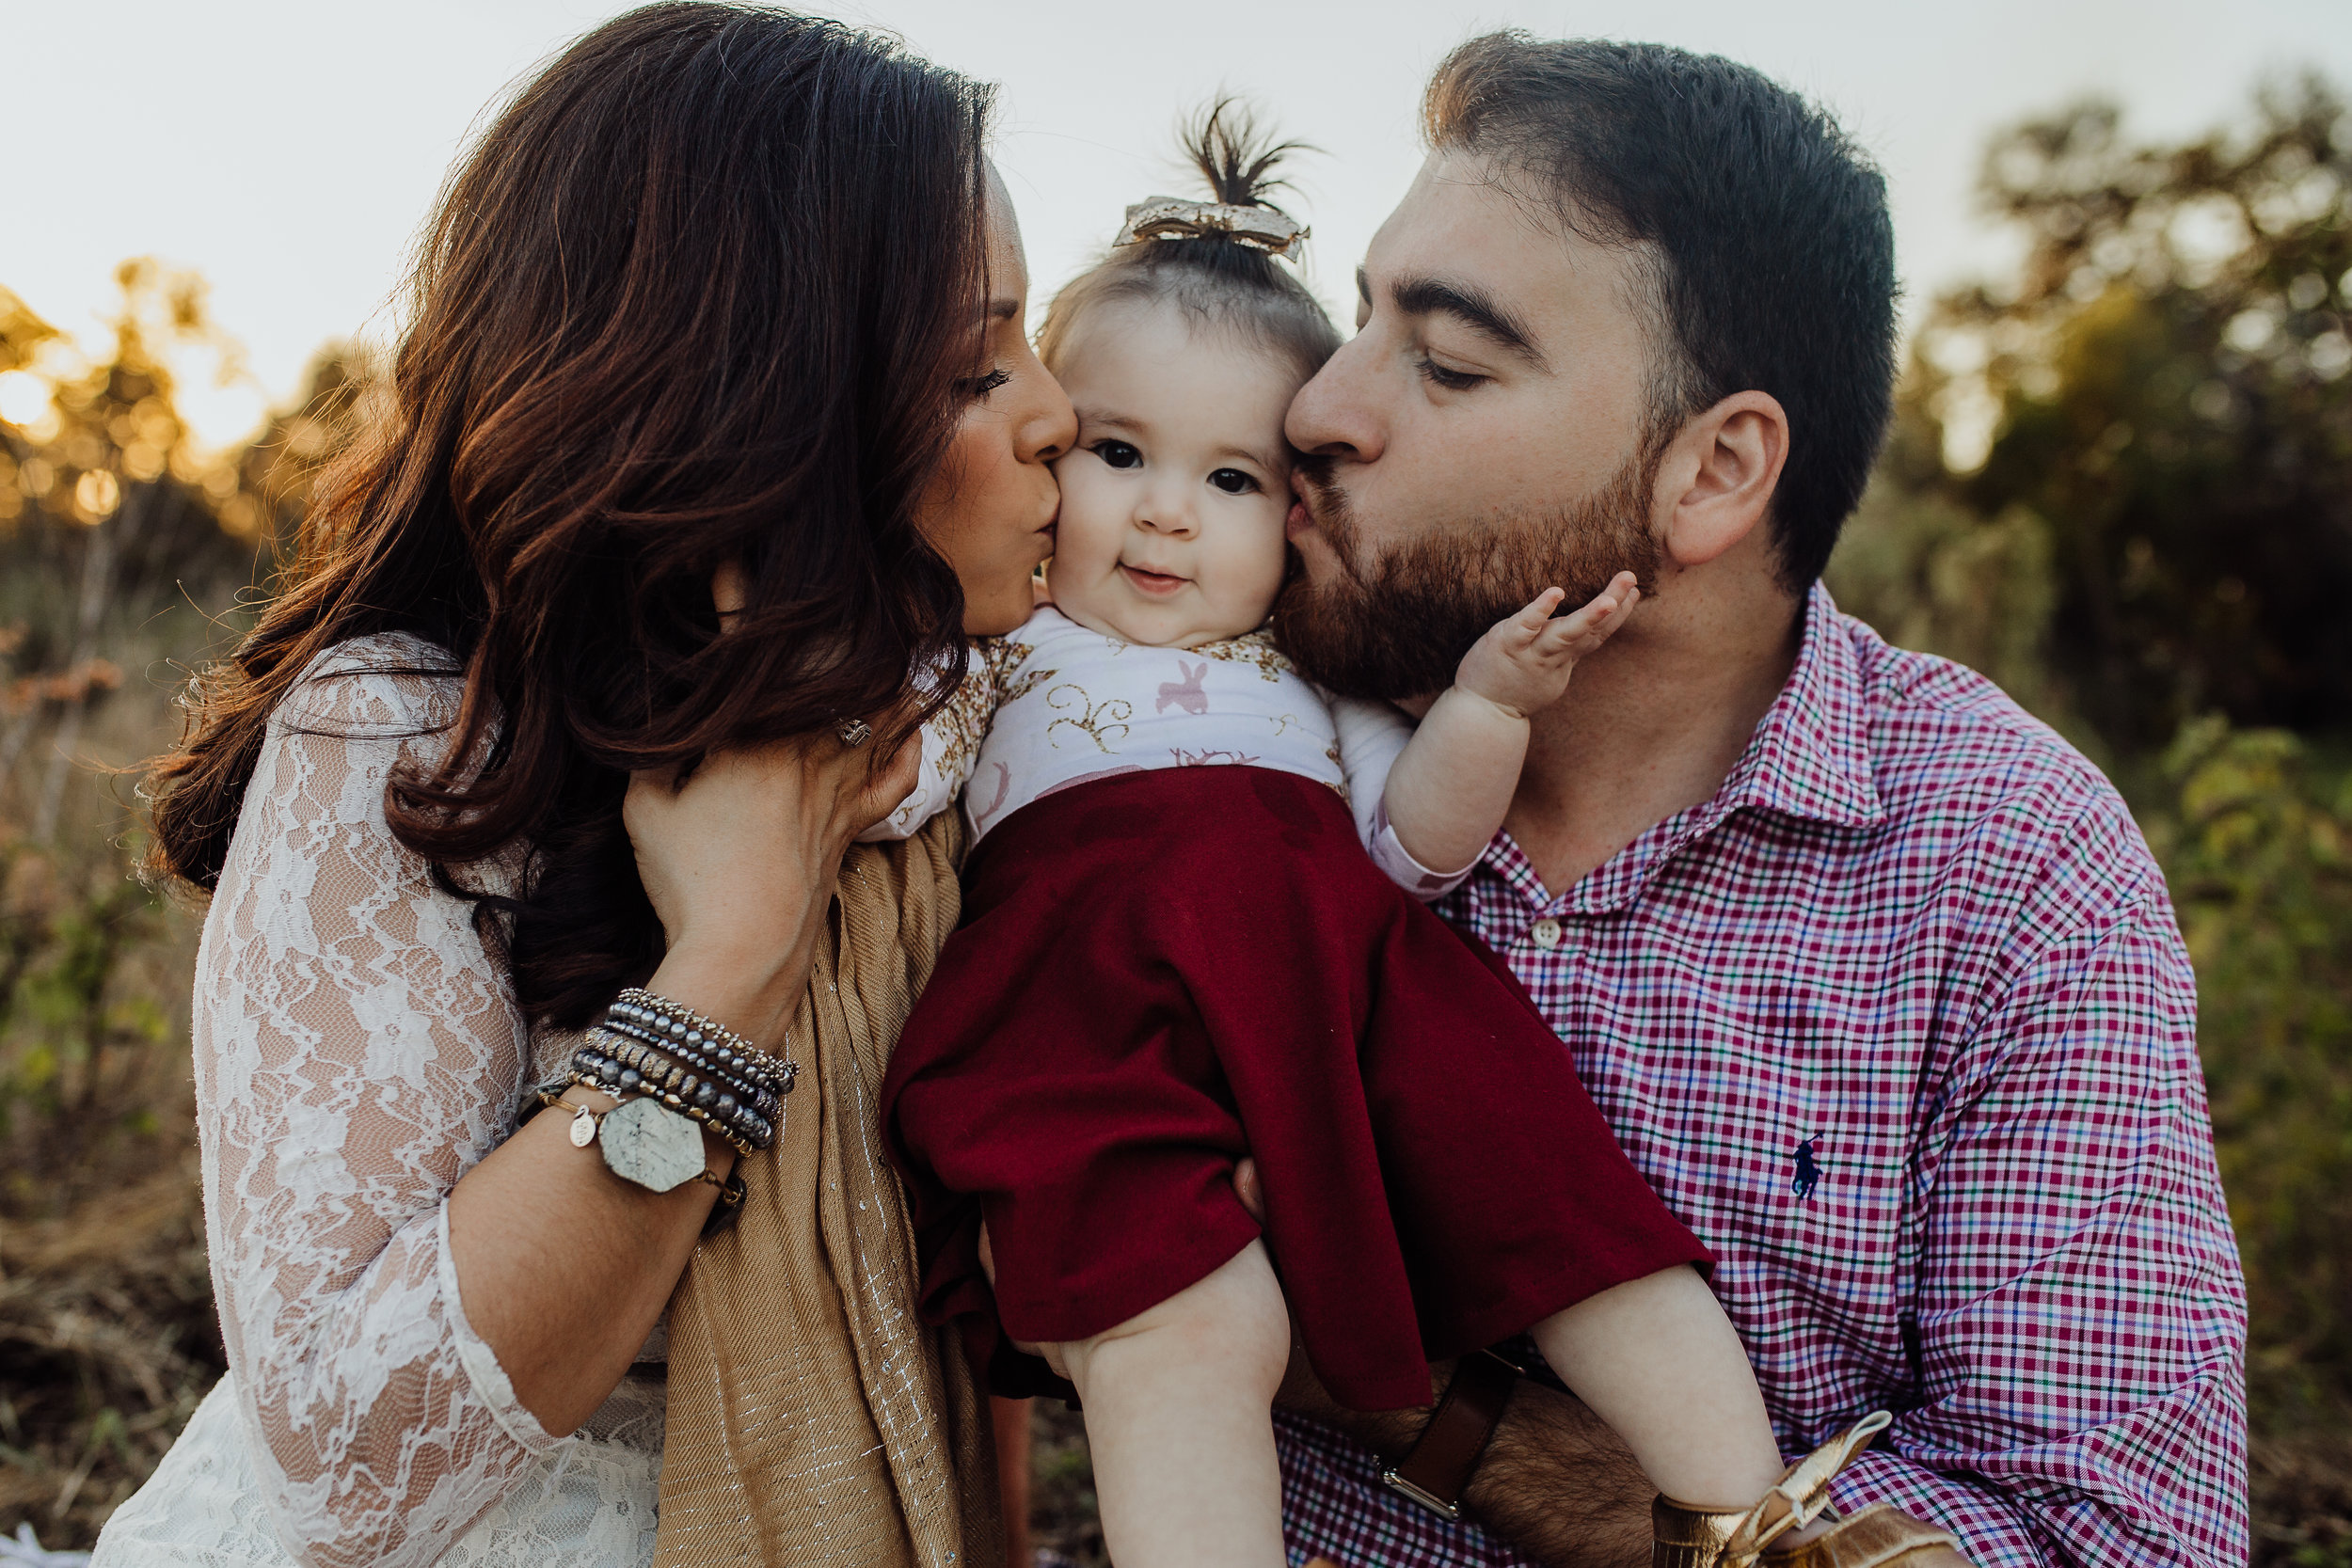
[580,1025,779,1141]
[562,989,798,1157]
[588,1024,781,1121]
[566,1053,771,1155]
[611,990,792,1095]
[585,1037,781,1140]
[592,1021,783,1118]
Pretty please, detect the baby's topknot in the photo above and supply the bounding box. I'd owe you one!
[1185,98,1307,214]
[1038,99,1341,384]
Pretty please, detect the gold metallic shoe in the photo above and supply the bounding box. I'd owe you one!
[1768,1504,1969,1566]
[1649,1412,1964,1567]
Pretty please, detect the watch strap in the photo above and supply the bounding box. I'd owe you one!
[1379,1349,1521,1520]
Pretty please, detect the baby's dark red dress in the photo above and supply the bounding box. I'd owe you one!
[879,765,1708,1413]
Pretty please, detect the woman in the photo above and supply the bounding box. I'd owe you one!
[95,6,1072,1564]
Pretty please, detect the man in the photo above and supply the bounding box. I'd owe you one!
[1267,34,2249,1568]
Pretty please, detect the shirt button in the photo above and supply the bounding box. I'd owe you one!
[1529,917,1563,950]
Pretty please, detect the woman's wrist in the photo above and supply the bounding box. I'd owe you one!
[645,936,814,1053]
[554,1081,739,1172]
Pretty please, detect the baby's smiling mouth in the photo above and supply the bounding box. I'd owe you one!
[1119,562,1189,596]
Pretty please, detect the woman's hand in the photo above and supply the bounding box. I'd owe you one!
[624,730,917,1046]
[622,562,921,1043]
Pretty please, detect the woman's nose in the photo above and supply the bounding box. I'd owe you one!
[1017,359,1076,466]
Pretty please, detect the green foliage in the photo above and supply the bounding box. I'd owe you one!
[1889,79,2352,750]
[1825,482,2081,748]
[2141,720,2352,1420]
[0,274,287,1543]
[0,843,169,1144]
[1829,78,2352,1532]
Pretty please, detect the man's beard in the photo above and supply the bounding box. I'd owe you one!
[1272,449,1664,701]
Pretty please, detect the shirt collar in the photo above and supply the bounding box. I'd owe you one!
[1484,580,1885,916]
[1725,580,1885,832]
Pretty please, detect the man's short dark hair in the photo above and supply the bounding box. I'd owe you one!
[1424,35,1899,586]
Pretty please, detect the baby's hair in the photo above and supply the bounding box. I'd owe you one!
[1038,99,1342,385]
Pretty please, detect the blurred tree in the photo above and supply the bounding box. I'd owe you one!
[0,270,371,1544]
[1826,82,2352,1533]
[2142,720,2352,1420]
[1836,78,2352,752]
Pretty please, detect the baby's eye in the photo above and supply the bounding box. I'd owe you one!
[1207,468,1259,496]
[1092,439,1142,469]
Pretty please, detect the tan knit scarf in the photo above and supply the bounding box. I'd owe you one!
[652,814,1001,1568]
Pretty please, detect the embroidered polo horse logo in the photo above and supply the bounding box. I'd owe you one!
[1791,1133,1824,1203]
[1156,660,1209,715]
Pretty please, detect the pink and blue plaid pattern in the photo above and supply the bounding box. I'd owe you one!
[1276,586,2249,1568]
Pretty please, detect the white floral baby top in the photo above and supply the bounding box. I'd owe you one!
[861,606,1470,900]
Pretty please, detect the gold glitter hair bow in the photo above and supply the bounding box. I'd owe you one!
[1115,196,1309,258]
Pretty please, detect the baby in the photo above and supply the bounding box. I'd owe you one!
[875,113,1881,1568]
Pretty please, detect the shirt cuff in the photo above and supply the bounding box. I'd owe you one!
[436,1204,564,1453]
[1366,802,1476,902]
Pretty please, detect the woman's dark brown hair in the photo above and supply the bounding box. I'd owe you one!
[145,3,994,1025]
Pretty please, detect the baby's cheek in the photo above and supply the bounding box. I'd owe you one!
[1048,469,1123,568]
[1223,502,1295,626]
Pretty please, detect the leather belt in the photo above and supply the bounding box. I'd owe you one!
[1379,1349,1522,1520]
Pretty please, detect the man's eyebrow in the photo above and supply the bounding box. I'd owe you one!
[1387,273,1547,370]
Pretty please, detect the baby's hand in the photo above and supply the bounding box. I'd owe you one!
[1453,573,1641,720]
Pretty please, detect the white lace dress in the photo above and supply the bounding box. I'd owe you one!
[94,636,666,1568]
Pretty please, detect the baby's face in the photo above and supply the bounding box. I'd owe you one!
[1045,301,1301,649]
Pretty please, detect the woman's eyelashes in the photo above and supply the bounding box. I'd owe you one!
[962,366,1012,400]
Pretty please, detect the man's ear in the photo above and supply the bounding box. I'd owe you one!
[1650,390,1789,569]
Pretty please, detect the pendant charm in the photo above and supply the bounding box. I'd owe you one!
[597,1097,707,1194]
[569,1105,598,1148]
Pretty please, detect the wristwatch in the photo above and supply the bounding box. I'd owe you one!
[525,1082,747,1234]
[1378,1349,1522,1520]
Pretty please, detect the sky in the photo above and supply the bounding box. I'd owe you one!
[5,0,2349,451]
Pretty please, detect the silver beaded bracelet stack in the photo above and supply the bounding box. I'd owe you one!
[533,990,797,1222]
[574,989,793,1153]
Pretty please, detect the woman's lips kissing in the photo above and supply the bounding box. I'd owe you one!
[1120,562,1187,596]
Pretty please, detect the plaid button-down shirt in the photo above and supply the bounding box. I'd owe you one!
[1275,585,2249,1568]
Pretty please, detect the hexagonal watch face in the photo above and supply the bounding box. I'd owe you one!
[597,1096,706,1194]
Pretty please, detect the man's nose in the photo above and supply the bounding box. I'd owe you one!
[1285,332,1383,464]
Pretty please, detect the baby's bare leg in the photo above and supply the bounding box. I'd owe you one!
[1533,1266,1815,1533]
[1053,1240,1293,1568]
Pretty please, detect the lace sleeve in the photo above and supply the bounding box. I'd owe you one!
[194,637,559,1568]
